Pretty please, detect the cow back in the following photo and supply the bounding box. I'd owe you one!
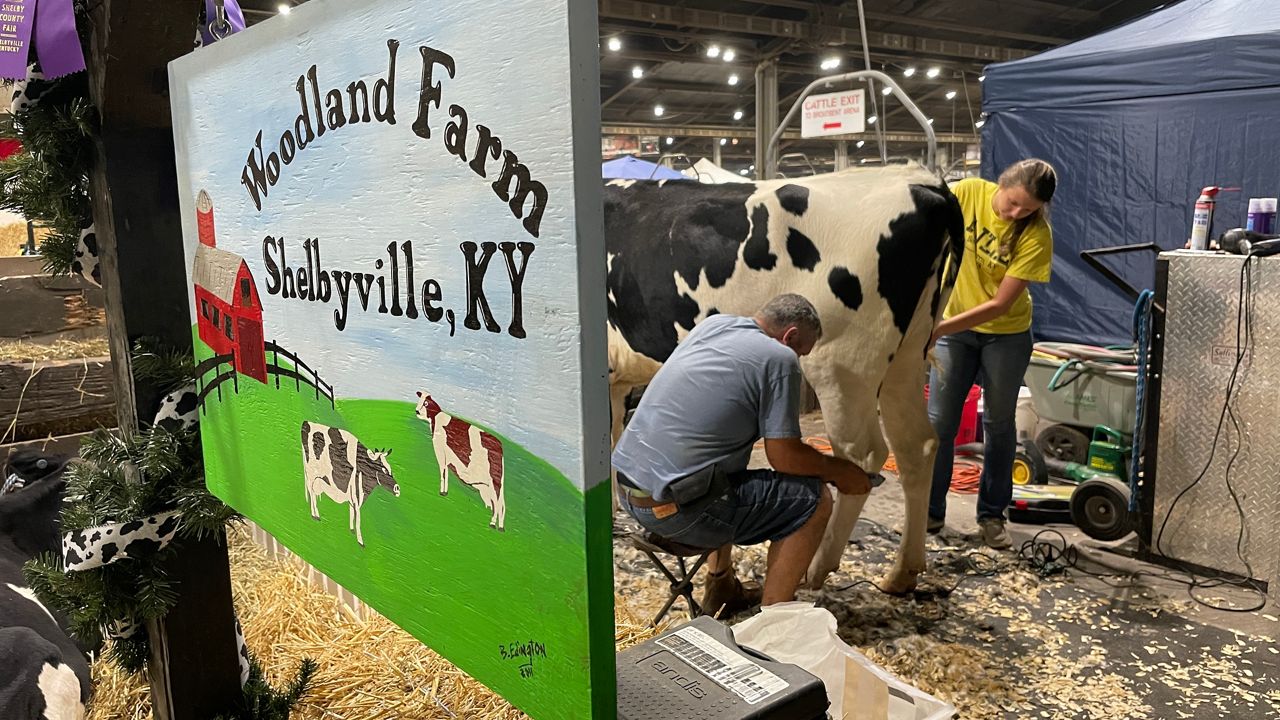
[604,166,959,367]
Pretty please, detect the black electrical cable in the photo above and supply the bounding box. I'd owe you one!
[1149,253,1268,612]
[830,527,1266,613]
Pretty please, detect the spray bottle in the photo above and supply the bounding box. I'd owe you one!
[1190,186,1239,250]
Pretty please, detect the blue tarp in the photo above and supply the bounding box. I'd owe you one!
[601,155,690,181]
[982,0,1280,344]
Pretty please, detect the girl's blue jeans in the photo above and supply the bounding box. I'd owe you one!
[927,329,1033,522]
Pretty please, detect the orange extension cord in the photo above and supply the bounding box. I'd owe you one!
[799,436,982,495]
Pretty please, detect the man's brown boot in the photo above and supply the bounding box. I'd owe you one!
[700,569,763,618]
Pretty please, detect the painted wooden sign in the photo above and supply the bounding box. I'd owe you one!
[168,0,613,717]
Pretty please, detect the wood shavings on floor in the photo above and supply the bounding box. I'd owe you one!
[613,516,1279,719]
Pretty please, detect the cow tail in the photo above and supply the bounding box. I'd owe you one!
[942,185,964,291]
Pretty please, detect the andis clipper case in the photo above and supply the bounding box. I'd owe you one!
[617,616,829,720]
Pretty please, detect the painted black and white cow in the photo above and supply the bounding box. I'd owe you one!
[605,165,964,594]
[0,451,91,720]
[300,422,400,546]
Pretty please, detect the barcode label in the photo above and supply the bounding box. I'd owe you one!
[656,626,788,705]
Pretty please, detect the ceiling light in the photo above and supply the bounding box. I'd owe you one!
[903,67,916,77]
[975,120,985,129]
[867,114,877,124]
[653,105,664,117]
[860,158,868,164]
[607,37,622,52]
[278,3,291,14]
[927,118,934,125]
[707,45,721,58]
[979,74,986,82]
[723,49,736,62]
[926,66,940,78]
[856,140,865,148]
[728,73,739,85]
[733,110,744,121]
[881,86,892,96]
[665,136,674,145]
[820,56,841,70]
[632,65,645,79]
[945,90,957,100]
[739,168,750,175]
[720,138,728,146]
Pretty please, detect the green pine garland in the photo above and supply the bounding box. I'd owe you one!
[23,425,238,670]
[218,655,320,720]
[0,4,95,275]
[21,340,317,714]
[3,6,320,714]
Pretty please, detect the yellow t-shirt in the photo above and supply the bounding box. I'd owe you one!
[943,177,1053,335]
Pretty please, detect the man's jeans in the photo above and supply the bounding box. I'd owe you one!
[927,329,1033,522]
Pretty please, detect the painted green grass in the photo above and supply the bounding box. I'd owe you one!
[193,335,613,718]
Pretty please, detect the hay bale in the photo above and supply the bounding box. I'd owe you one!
[0,338,110,362]
[87,527,662,719]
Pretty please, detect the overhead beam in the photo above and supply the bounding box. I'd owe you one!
[727,0,1067,45]
[598,0,1035,63]
[859,11,1067,46]
[597,26,987,73]
[602,123,971,144]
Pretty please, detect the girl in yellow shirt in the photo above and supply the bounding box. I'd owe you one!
[927,159,1058,549]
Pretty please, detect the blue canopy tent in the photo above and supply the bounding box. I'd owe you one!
[982,0,1280,344]
[601,155,690,181]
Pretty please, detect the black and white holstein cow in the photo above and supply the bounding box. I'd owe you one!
[300,422,400,546]
[0,451,91,720]
[605,165,963,594]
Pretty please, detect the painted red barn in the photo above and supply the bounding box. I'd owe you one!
[191,190,267,383]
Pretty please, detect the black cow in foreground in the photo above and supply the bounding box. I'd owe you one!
[604,165,964,593]
[0,451,91,720]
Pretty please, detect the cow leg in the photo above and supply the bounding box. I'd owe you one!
[307,478,321,519]
[479,484,497,527]
[437,447,449,495]
[802,367,886,590]
[354,504,364,546]
[877,350,939,594]
[348,500,356,531]
[608,382,631,514]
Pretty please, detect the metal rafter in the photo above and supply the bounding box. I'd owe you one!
[597,0,1036,62]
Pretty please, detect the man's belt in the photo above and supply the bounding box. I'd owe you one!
[617,473,673,510]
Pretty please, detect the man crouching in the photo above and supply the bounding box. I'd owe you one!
[612,293,871,616]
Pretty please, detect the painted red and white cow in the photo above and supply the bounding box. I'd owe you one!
[414,392,506,531]
[605,165,963,594]
[300,421,400,546]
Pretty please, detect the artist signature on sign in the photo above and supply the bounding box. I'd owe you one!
[499,639,548,678]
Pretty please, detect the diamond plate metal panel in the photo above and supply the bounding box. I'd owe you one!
[1154,252,1280,601]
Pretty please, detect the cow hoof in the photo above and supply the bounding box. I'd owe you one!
[878,573,919,595]
[439,491,448,496]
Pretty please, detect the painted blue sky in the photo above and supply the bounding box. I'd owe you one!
[170,0,598,486]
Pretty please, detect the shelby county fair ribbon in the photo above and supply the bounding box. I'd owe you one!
[0,0,86,80]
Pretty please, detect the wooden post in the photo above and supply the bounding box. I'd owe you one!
[85,2,243,718]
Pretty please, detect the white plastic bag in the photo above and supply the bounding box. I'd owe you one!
[732,602,956,720]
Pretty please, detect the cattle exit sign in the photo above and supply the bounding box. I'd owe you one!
[167,0,615,717]
[800,88,866,138]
